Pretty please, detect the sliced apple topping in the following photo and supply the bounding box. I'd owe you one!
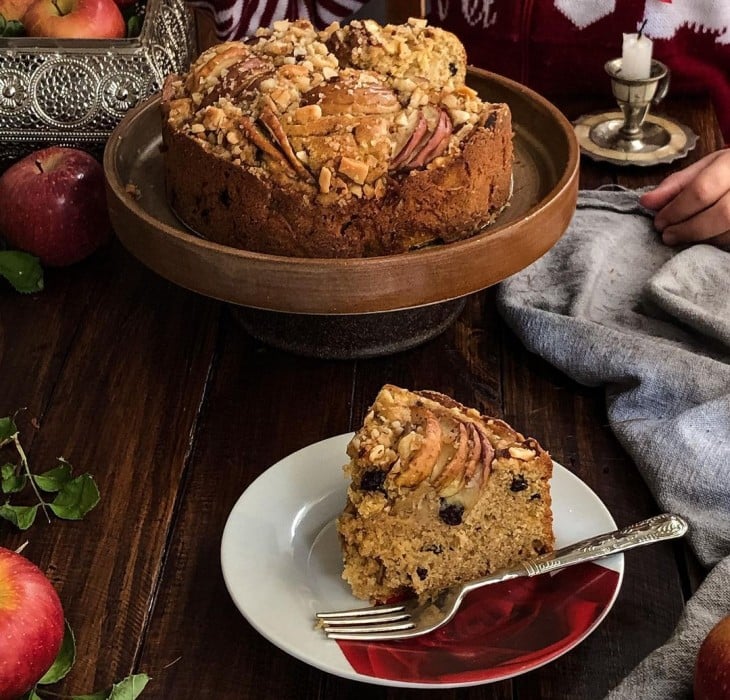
[408,108,453,168]
[390,107,453,171]
[259,97,314,181]
[390,112,428,170]
[430,422,469,494]
[302,69,400,117]
[237,115,297,176]
[187,43,256,93]
[392,404,494,513]
[199,55,275,109]
[443,422,494,512]
[394,413,442,487]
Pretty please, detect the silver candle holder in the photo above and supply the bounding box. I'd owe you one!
[573,57,697,166]
[591,58,669,152]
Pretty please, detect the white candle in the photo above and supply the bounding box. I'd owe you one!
[621,32,653,79]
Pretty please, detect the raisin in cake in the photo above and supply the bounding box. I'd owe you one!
[161,18,513,258]
[338,385,554,601]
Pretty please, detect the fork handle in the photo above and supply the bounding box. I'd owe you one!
[461,513,689,596]
[519,513,688,577]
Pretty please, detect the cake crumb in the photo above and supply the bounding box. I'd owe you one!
[125,182,141,199]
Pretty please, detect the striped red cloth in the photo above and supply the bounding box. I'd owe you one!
[186,0,366,40]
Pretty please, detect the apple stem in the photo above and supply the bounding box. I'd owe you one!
[35,159,44,174]
[14,540,29,555]
[51,0,64,16]
[12,433,52,524]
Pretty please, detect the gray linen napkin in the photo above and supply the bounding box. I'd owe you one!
[496,189,730,700]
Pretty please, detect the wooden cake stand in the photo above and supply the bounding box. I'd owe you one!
[104,68,579,358]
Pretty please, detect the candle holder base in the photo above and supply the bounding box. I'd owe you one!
[573,110,697,167]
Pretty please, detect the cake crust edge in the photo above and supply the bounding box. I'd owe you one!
[161,106,513,258]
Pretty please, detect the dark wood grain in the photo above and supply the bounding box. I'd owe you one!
[0,94,720,700]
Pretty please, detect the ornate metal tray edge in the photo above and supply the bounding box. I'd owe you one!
[0,0,196,162]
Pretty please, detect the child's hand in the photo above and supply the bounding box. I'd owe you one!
[639,150,730,249]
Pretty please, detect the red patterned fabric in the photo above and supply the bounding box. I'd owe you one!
[427,0,730,140]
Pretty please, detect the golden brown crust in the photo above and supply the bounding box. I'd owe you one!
[161,18,513,258]
[325,18,467,88]
[162,108,512,257]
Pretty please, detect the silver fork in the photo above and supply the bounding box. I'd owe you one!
[316,513,688,641]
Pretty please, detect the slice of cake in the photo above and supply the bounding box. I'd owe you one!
[337,385,554,602]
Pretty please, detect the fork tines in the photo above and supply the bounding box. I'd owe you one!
[316,603,415,639]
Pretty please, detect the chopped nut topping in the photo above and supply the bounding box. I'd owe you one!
[293,104,323,122]
[338,156,369,184]
[164,18,495,203]
[509,446,537,461]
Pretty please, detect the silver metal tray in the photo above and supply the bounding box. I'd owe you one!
[0,0,196,161]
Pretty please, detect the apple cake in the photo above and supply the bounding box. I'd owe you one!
[160,17,513,258]
[338,385,554,602]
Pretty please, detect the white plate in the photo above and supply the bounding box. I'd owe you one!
[221,434,624,688]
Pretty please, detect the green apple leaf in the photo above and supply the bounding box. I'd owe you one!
[20,690,42,700]
[70,674,151,700]
[1,462,26,493]
[49,474,100,520]
[39,620,76,685]
[107,674,151,699]
[0,416,17,444]
[127,15,142,38]
[0,251,44,294]
[0,417,100,530]
[0,17,23,37]
[34,459,74,493]
[0,502,38,529]
[0,15,19,37]
[3,19,23,37]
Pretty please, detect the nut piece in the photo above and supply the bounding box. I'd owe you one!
[508,446,537,461]
[318,165,332,193]
[338,156,369,185]
[293,104,323,123]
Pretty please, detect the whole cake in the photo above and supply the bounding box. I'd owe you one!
[160,18,513,258]
[338,385,554,601]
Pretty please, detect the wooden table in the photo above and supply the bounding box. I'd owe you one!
[0,94,722,699]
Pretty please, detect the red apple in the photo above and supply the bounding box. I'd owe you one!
[0,146,112,267]
[0,0,33,21]
[22,0,125,39]
[695,615,730,700]
[0,547,65,700]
